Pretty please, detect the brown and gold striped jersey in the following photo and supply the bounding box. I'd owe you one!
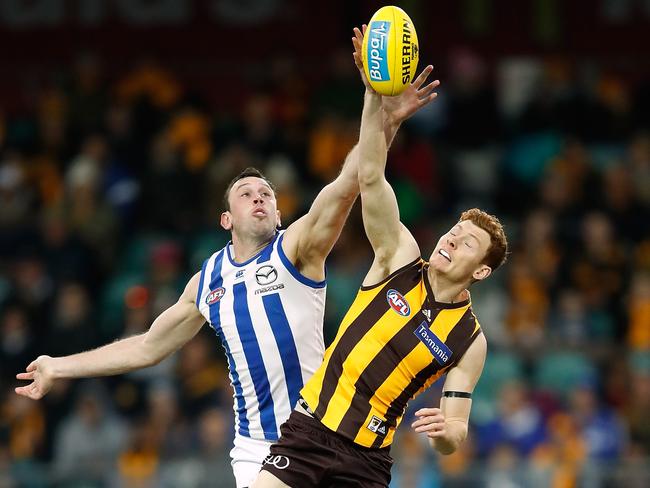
[301,258,482,448]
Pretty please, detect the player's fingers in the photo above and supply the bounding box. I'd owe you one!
[414,421,445,433]
[415,407,442,417]
[15,384,38,399]
[417,79,440,96]
[411,418,426,428]
[416,84,438,103]
[352,33,363,49]
[415,424,443,434]
[411,65,434,88]
[418,92,438,106]
[26,360,37,372]
[362,24,367,35]
[411,414,444,428]
[413,421,435,431]
[352,52,363,70]
[28,383,43,400]
[16,371,34,381]
[353,27,363,43]
[427,427,447,438]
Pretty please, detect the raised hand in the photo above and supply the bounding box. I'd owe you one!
[352,24,439,126]
[411,407,447,439]
[381,65,440,126]
[15,355,55,400]
[352,25,375,93]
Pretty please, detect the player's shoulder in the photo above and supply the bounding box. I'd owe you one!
[465,307,485,343]
[182,271,203,301]
[380,223,421,271]
[454,329,487,376]
[279,217,310,265]
[395,222,421,260]
[471,329,487,350]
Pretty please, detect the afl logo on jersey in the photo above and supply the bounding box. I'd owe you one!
[255,265,278,285]
[206,287,226,305]
[387,289,410,316]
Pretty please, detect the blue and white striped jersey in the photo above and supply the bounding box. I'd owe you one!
[195,230,326,441]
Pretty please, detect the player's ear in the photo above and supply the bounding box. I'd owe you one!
[276,209,282,229]
[472,264,491,282]
[221,211,233,231]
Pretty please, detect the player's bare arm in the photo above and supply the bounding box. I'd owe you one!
[357,89,420,285]
[281,144,360,282]
[411,332,487,454]
[282,28,438,283]
[355,35,439,284]
[15,272,206,400]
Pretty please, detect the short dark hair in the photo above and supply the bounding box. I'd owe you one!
[222,167,276,211]
[459,208,508,271]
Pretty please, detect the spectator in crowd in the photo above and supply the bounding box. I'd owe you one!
[51,381,127,486]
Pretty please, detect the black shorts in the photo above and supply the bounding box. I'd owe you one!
[260,409,393,487]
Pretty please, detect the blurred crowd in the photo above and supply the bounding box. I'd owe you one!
[1,35,650,488]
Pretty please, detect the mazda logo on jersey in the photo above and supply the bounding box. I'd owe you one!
[255,265,278,285]
[205,287,225,305]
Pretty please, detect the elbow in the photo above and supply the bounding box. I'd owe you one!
[358,166,381,190]
[322,177,358,206]
[337,183,359,204]
[142,346,167,368]
[138,338,163,368]
[139,351,157,369]
[143,353,162,368]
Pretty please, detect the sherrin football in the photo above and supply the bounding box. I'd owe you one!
[362,5,419,96]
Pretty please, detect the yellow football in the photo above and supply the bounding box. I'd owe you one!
[361,5,419,96]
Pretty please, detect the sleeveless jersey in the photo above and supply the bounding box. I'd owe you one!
[301,258,482,448]
[196,231,326,441]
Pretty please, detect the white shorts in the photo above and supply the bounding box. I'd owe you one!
[230,434,274,488]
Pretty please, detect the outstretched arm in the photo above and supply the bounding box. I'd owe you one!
[15,272,206,400]
[411,333,487,455]
[281,141,360,282]
[358,90,417,283]
[354,36,439,282]
[282,27,439,283]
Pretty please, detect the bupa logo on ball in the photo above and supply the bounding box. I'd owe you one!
[367,21,391,82]
[386,289,410,316]
[206,287,226,305]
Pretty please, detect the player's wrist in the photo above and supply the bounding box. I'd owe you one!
[382,109,401,132]
[45,356,65,379]
[364,89,380,102]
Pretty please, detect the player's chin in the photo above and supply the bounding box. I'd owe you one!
[430,257,452,272]
[252,223,278,239]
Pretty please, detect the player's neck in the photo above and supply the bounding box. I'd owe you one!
[230,231,275,263]
[426,268,469,304]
